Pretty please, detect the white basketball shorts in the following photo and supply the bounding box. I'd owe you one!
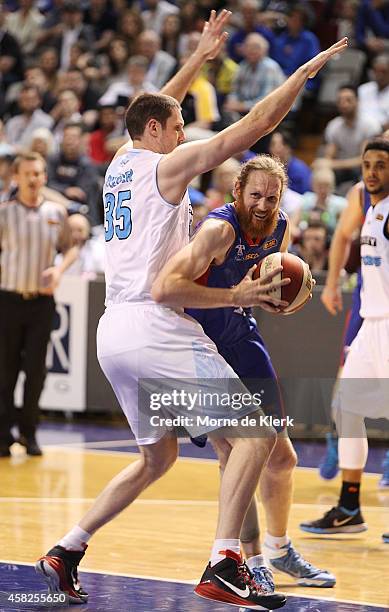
[97,303,265,445]
[338,317,389,421]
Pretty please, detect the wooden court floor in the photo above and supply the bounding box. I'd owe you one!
[1,444,389,608]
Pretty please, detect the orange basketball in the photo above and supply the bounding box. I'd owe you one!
[254,252,313,315]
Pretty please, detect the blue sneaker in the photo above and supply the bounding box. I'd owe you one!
[263,542,336,587]
[251,565,275,594]
[319,432,339,480]
[379,450,389,488]
[383,532,389,543]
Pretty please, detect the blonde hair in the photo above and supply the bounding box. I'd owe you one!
[312,167,335,189]
[13,151,46,173]
[236,154,288,195]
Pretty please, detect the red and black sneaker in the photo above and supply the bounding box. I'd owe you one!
[195,550,286,609]
[35,545,88,604]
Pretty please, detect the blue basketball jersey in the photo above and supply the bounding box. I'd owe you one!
[186,203,288,346]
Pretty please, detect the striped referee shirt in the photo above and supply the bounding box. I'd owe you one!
[0,199,67,293]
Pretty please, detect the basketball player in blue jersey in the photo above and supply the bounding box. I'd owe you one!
[300,138,389,543]
[35,20,348,606]
[156,155,335,591]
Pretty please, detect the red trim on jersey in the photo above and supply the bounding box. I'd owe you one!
[242,231,261,246]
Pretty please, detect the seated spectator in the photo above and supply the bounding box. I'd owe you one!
[160,14,182,59]
[358,54,389,130]
[205,158,241,210]
[84,0,118,53]
[142,0,179,36]
[59,68,101,126]
[227,0,275,63]
[5,0,44,54]
[136,30,176,90]
[272,3,320,91]
[29,127,55,160]
[269,130,312,194]
[51,89,82,148]
[206,44,239,109]
[224,33,284,119]
[323,84,380,193]
[292,167,347,235]
[116,9,144,57]
[47,122,102,225]
[106,38,131,84]
[5,63,57,116]
[0,144,16,203]
[294,220,329,273]
[0,2,24,92]
[38,47,60,91]
[88,104,125,171]
[99,56,157,107]
[5,85,53,149]
[356,0,389,54]
[55,213,104,277]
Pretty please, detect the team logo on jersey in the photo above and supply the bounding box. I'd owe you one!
[244,252,260,260]
[235,243,245,260]
[360,236,377,247]
[376,214,384,221]
[263,238,278,250]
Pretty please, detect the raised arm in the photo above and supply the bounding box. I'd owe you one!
[151,219,290,309]
[160,9,231,104]
[158,38,348,204]
[321,181,365,315]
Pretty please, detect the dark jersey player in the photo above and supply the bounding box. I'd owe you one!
[157,154,336,591]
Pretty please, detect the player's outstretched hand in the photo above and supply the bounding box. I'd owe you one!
[304,37,348,79]
[321,284,343,315]
[196,9,231,61]
[233,264,290,309]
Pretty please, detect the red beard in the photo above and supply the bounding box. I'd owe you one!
[235,198,279,241]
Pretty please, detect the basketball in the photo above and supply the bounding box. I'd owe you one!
[255,252,313,315]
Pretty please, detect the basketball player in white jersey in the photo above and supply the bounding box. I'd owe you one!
[301,138,389,544]
[36,31,348,607]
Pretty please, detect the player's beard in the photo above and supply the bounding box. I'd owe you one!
[235,198,279,241]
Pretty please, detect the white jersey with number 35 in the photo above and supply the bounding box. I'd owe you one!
[103,148,190,306]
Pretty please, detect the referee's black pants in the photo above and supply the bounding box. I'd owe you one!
[0,291,55,444]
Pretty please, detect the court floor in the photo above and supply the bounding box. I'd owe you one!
[1,422,389,611]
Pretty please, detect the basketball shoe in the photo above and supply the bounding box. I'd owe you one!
[383,532,389,543]
[299,505,367,534]
[35,545,88,604]
[318,432,339,480]
[195,550,286,609]
[379,450,389,488]
[263,541,336,587]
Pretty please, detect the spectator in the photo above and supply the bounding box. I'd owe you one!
[5,0,44,54]
[160,13,182,59]
[272,3,320,91]
[116,9,144,57]
[224,33,284,119]
[142,0,179,36]
[0,144,16,203]
[5,64,56,116]
[106,37,130,83]
[5,85,53,148]
[29,127,55,160]
[51,89,82,148]
[205,158,241,210]
[47,122,102,225]
[0,152,79,457]
[358,54,389,130]
[0,2,24,93]
[55,213,104,277]
[137,30,176,90]
[227,0,275,63]
[206,43,239,110]
[84,0,118,53]
[99,56,157,107]
[88,104,124,170]
[269,130,312,194]
[295,220,329,273]
[356,0,389,54]
[323,84,380,192]
[59,68,101,126]
[38,46,60,91]
[292,167,347,234]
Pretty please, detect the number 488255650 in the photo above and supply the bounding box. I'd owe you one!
[104,189,132,241]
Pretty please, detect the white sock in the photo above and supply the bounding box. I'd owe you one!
[210,538,240,566]
[247,554,266,570]
[57,526,91,552]
[264,532,289,554]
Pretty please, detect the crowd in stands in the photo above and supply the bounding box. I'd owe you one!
[1,0,389,277]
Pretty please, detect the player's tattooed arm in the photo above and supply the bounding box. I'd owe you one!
[151,219,290,309]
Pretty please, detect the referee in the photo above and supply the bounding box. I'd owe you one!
[0,152,78,457]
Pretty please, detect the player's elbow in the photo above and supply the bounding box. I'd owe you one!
[151,279,166,304]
